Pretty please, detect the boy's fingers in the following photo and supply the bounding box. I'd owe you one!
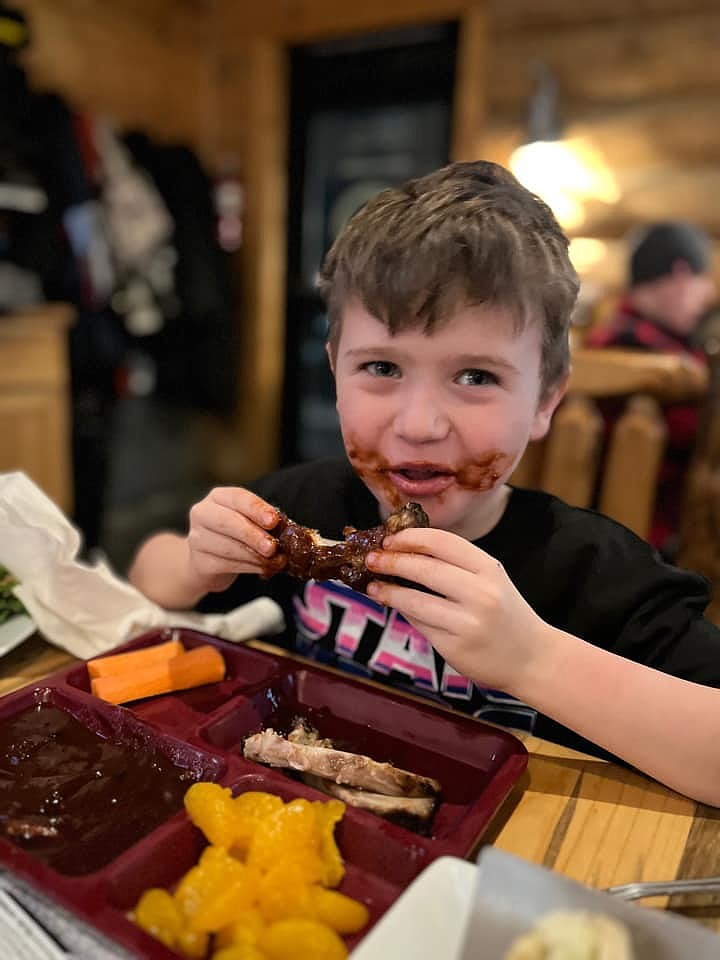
[190,529,269,567]
[378,530,501,580]
[209,487,280,528]
[384,526,495,566]
[191,501,278,558]
[367,579,450,628]
[367,550,480,604]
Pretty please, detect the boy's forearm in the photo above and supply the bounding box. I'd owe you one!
[511,627,720,806]
[128,532,208,610]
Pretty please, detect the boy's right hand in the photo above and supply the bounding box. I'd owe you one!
[186,487,280,593]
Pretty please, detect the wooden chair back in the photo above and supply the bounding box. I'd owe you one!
[676,326,720,621]
[511,348,709,540]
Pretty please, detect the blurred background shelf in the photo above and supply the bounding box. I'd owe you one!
[0,303,74,515]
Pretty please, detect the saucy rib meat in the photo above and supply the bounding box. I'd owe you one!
[265,502,429,592]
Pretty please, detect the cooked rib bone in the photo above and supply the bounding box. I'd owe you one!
[301,773,437,821]
[264,502,429,592]
[287,721,333,749]
[243,727,441,799]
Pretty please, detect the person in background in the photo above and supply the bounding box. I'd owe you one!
[129,163,720,807]
[585,222,717,558]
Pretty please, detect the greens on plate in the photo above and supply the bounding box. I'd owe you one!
[0,565,26,625]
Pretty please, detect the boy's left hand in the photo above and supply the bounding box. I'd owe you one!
[365,528,548,695]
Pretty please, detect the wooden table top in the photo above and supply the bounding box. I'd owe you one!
[2,633,720,934]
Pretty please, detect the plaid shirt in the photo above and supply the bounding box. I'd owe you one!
[585,298,705,359]
[585,299,707,555]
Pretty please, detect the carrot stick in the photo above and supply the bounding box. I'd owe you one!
[90,645,226,705]
[87,638,185,679]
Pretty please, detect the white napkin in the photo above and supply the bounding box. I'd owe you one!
[0,472,286,658]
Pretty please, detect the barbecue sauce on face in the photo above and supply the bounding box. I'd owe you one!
[454,452,511,491]
[345,447,404,511]
[0,704,197,875]
[347,442,513,501]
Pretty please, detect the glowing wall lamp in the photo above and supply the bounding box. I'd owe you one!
[509,62,619,232]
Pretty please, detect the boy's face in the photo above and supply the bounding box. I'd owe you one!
[328,299,565,539]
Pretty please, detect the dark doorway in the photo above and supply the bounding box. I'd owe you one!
[283,22,458,464]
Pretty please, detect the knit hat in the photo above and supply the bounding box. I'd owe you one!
[630,221,711,285]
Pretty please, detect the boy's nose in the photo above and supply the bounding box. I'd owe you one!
[393,392,451,443]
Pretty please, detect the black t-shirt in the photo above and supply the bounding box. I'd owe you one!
[199,456,720,756]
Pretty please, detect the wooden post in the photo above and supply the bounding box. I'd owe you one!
[540,394,603,508]
[451,4,488,162]
[599,395,666,539]
[677,337,720,623]
[208,37,289,483]
[510,438,546,489]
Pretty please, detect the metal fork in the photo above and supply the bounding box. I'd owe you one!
[606,877,720,901]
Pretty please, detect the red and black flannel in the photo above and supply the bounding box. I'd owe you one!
[584,299,707,557]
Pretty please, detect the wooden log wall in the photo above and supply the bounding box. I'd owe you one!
[11,0,720,482]
[479,0,720,290]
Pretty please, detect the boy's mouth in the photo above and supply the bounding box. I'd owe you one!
[387,464,455,497]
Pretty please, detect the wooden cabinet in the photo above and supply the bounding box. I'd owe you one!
[0,304,74,513]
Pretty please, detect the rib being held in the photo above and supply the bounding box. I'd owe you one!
[263,502,430,592]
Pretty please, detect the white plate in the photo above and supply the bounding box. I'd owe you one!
[0,614,36,657]
[350,857,475,960]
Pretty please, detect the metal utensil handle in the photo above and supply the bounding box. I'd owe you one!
[606,877,720,900]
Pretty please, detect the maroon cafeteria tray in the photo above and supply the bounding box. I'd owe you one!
[0,628,528,957]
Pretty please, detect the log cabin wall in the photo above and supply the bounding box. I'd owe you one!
[479,0,720,291]
[11,0,720,484]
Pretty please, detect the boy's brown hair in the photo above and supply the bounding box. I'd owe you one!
[318,160,579,394]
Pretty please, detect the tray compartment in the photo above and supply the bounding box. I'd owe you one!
[200,663,527,854]
[103,769,408,955]
[0,684,225,880]
[62,629,287,730]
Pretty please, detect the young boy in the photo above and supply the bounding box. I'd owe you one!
[129,161,720,806]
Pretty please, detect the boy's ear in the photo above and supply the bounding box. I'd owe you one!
[529,371,570,441]
[325,341,336,376]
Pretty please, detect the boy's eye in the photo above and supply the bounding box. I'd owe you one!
[361,360,400,378]
[455,368,499,386]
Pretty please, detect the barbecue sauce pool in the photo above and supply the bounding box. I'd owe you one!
[0,704,196,875]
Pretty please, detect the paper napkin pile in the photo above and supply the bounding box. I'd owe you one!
[0,471,285,658]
